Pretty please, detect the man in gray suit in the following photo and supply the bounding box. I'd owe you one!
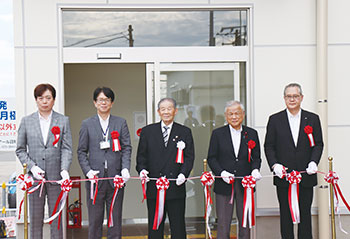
[78,87,132,239]
[16,83,73,239]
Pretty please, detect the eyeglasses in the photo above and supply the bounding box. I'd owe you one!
[96,98,112,103]
[285,94,301,100]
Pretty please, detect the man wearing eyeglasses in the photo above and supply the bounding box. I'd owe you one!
[264,83,324,239]
[77,87,132,239]
[16,83,73,239]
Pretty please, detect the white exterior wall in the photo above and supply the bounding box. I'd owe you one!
[13,0,350,236]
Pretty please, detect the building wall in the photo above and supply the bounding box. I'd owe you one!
[13,0,350,237]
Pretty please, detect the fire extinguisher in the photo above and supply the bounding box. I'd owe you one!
[68,200,81,226]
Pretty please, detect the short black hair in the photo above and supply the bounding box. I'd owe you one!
[93,87,115,102]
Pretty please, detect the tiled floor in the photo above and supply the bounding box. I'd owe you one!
[67,222,237,239]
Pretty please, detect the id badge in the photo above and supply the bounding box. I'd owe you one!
[100,140,110,149]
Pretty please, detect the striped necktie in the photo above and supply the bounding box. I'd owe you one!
[163,126,169,147]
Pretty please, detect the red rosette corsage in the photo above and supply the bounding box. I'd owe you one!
[304,125,315,147]
[136,128,142,137]
[247,140,256,163]
[111,130,121,151]
[51,126,61,147]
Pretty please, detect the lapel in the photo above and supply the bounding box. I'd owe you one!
[282,109,297,148]
[92,114,105,142]
[46,111,59,146]
[32,112,44,146]
[238,126,247,158]
[225,125,236,158]
[296,109,307,148]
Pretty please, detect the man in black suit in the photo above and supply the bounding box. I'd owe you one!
[207,100,262,239]
[136,98,195,239]
[264,83,323,239]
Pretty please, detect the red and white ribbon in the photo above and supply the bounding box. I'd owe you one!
[304,125,315,147]
[287,171,302,224]
[242,176,256,228]
[44,179,72,229]
[153,177,170,230]
[200,172,214,239]
[228,177,235,205]
[17,174,34,219]
[51,126,60,147]
[111,131,121,152]
[176,141,186,164]
[247,140,256,163]
[90,176,98,205]
[141,178,147,203]
[325,171,350,234]
[108,176,125,228]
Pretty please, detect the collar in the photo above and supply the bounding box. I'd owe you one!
[229,124,242,134]
[38,111,53,121]
[286,109,301,119]
[97,114,110,123]
[161,121,174,131]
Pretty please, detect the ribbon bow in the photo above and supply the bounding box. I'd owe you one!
[108,176,125,228]
[242,176,256,228]
[304,125,315,147]
[153,177,170,230]
[176,141,186,164]
[44,179,72,229]
[287,171,302,224]
[111,131,121,152]
[247,140,256,163]
[51,126,60,147]
[17,174,33,219]
[200,172,214,239]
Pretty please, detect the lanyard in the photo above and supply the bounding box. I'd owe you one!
[102,125,109,141]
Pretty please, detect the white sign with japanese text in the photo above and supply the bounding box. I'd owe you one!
[0,98,16,151]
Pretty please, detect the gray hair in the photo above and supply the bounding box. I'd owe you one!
[157,98,177,110]
[224,100,245,112]
[284,83,303,96]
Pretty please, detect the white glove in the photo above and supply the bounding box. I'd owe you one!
[273,163,287,179]
[251,169,262,181]
[221,170,235,184]
[31,165,45,180]
[57,170,70,185]
[140,169,150,182]
[86,170,100,179]
[306,161,318,175]
[121,168,130,182]
[176,173,186,186]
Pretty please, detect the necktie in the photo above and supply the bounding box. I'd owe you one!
[163,126,169,147]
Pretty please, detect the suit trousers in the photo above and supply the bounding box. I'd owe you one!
[86,170,124,239]
[216,181,250,239]
[29,182,62,239]
[276,185,313,239]
[147,198,186,239]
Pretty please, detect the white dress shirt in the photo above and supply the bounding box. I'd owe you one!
[287,109,301,146]
[39,111,52,145]
[98,114,110,168]
[229,125,242,157]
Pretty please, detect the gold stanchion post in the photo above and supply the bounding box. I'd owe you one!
[23,164,28,239]
[203,159,209,239]
[328,157,336,239]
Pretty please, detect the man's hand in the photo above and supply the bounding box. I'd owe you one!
[140,169,150,182]
[86,170,100,179]
[221,170,235,184]
[57,170,70,185]
[31,166,45,180]
[251,169,262,181]
[306,161,318,175]
[121,168,130,182]
[176,173,186,186]
[273,164,287,179]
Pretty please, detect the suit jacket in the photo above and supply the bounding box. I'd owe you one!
[136,122,195,200]
[264,109,324,187]
[16,111,73,181]
[77,115,132,187]
[207,125,261,196]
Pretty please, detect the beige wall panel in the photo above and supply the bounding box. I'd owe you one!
[328,46,350,126]
[23,0,57,46]
[13,0,23,47]
[14,48,25,119]
[253,46,316,128]
[329,0,350,44]
[25,48,60,112]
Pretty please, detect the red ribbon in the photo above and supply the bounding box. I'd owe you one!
[287,171,302,224]
[108,176,125,228]
[51,126,60,146]
[17,174,34,219]
[90,176,98,205]
[111,131,121,151]
[325,171,350,212]
[242,176,256,228]
[44,179,72,229]
[247,140,256,163]
[153,177,169,230]
[141,178,147,203]
[200,172,214,239]
[229,177,235,205]
[304,125,315,147]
